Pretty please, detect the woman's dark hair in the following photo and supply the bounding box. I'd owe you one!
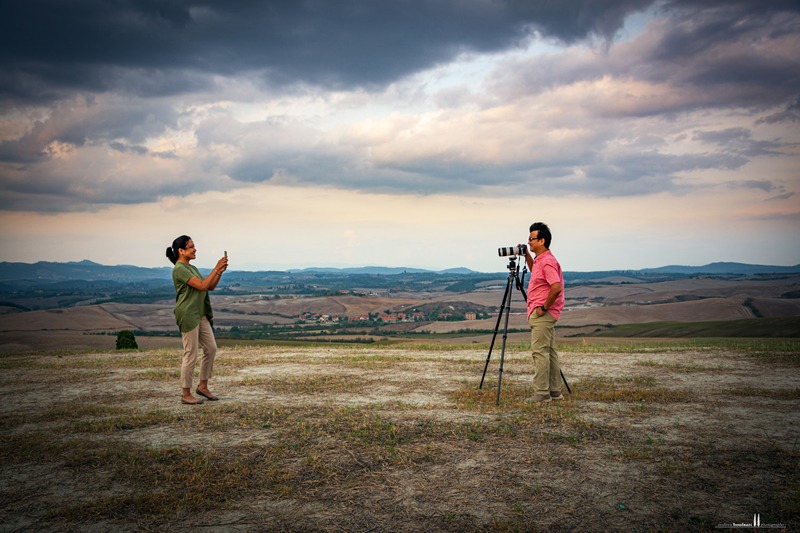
[166,235,191,265]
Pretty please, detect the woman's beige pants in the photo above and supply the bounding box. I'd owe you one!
[181,316,217,389]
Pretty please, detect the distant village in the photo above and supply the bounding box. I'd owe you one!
[297,310,482,324]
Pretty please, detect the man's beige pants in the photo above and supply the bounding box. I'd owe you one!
[181,316,217,389]
[528,312,561,395]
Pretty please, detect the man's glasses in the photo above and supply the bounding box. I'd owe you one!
[528,236,542,242]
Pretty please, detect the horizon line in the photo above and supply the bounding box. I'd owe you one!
[2,258,800,275]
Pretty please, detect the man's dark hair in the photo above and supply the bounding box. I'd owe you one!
[529,222,552,249]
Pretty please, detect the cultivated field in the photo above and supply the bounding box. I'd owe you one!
[2,273,799,354]
[1,340,798,531]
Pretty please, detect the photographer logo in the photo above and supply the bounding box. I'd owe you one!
[715,513,786,529]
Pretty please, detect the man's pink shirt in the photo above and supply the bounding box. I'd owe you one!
[526,249,565,320]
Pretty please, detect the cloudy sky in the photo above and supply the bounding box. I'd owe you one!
[1,0,798,273]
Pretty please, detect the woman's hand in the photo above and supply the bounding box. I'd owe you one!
[215,255,228,273]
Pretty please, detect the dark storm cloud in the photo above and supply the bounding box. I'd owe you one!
[388,149,751,196]
[491,1,800,115]
[640,2,800,108]
[0,96,179,164]
[109,141,148,155]
[758,98,800,125]
[693,128,791,158]
[0,174,195,212]
[0,0,654,103]
[1,0,799,211]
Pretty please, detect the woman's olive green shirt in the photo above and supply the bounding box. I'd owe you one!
[172,262,213,333]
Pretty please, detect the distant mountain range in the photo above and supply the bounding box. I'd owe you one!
[639,262,800,275]
[0,259,798,283]
[0,260,172,283]
[288,266,476,275]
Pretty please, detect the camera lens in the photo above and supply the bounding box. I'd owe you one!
[498,245,525,257]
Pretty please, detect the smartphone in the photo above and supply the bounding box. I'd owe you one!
[224,250,227,258]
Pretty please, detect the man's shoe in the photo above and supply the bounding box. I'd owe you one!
[550,391,564,400]
[525,394,552,404]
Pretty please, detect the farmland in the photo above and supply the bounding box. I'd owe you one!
[1,266,799,353]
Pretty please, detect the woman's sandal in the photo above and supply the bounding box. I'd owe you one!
[195,389,219,401]
[181,397,205,405]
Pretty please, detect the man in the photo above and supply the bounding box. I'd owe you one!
[524,222,565,404]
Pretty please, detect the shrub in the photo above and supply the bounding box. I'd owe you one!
[116,330,139,350]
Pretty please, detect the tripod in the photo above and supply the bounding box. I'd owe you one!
[479,254,571,405]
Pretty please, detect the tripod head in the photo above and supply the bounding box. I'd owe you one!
[505,255,519,272]
[503,254,528,296]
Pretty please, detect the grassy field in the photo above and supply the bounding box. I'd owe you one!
[1,339,798,531]
[593,317,800,338]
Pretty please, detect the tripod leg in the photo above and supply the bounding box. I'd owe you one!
[496,279,515,406]
[480,276,512,389]
[560,369,572,395]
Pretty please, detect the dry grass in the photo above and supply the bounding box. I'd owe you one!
[1,340,798,531]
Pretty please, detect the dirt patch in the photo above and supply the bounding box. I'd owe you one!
[1,342,798,531]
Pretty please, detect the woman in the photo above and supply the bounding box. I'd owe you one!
[166,235,228,405]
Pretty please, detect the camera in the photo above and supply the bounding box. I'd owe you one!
[498,244,527,257]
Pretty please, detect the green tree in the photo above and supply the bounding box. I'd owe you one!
[115,330,139,350]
